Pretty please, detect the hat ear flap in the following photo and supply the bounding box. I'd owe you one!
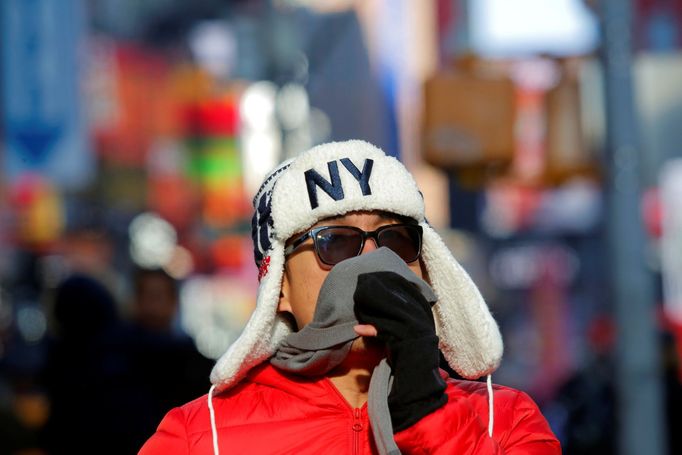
[210,243,293,391]
[420,224,503,379]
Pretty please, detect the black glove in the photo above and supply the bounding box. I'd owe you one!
[354,271,447,432]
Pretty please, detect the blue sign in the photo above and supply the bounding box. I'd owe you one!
[1,0,93,189]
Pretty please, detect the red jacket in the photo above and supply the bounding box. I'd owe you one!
[140,364,560,454]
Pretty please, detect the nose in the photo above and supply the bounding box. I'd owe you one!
[360,236,379,254]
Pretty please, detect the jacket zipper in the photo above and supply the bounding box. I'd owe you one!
[352,407,363,454]
[322,378,366,454]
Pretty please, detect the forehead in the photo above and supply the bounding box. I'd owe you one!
[313,210,411,227]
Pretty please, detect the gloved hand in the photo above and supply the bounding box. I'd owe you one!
[354,271,447,432]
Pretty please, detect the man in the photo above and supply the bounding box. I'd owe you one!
[128,267,214,447]
[140,140,560,454]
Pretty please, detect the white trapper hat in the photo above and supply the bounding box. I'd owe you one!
[210,140,503,391]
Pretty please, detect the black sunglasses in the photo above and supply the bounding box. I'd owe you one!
[284,223,423,266]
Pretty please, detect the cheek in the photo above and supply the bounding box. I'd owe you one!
[408,260,425,280]
[286,254,330,328]
[289,285,318,327]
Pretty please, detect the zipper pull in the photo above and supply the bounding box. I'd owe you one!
[352,408,363,432]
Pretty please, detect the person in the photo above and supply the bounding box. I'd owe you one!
[126,267,214,433]
[140,140,560,454]
[41,273,142,454]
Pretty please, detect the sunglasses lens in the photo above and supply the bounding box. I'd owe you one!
[377,225,422,263]
[315,227,364,265]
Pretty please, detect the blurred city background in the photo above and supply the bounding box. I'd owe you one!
[1,0,681,453]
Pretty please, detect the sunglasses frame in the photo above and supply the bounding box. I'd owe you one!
[284,223,423,266]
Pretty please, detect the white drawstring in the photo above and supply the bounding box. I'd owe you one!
[208,385,220,455]
[486,374,494,437]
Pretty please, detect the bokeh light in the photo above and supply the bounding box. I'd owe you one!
[129,212,178,269]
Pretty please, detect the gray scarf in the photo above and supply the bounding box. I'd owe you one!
[271,248,437,455]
